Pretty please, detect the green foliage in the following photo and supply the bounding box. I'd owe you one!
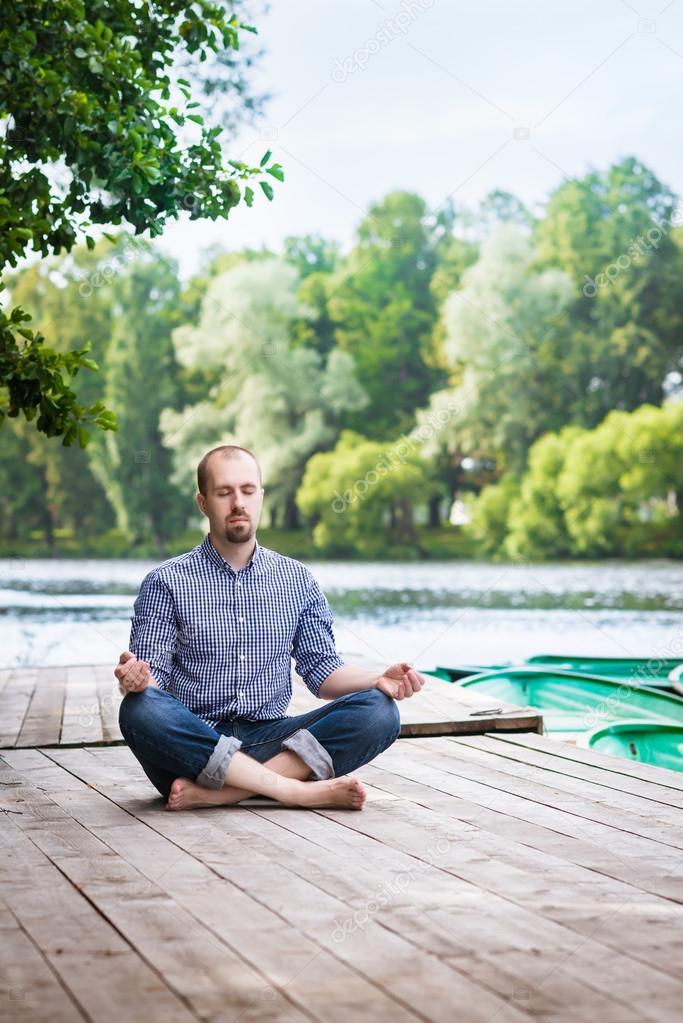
[159,258,368,529]
[296,430,433,557]
[468,402,683,559]
[505,427,585,559]
[440,224,574,471]
[328,191,452,439]
[1,0,278,441]
[0,306,116,442]
[2,147,682,559]
[536,156,683,420]
[466,475,520,558]
[86,246,188,545]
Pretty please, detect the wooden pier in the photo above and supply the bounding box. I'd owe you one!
[0,663,543,750]
[2,663,682,1022]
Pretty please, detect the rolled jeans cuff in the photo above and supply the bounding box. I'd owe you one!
[281,727,335,780]
[196,733,242,790]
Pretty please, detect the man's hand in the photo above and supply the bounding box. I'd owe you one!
[115,651,156,695]
[376,662,426,701]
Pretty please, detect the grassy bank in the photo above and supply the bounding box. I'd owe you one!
[0,526,480,561]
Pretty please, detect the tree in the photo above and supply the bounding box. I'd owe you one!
[87,246,188,547]
[1,239,130,542]
[328,192,452,440]
[504,427,585,560]
[473,402,683,559]
[440,224,574,471]
[465,474,520,558]
[296,430,433,557]
[536,157,683,419]
[1,0,281,442]
[159,258,368,528]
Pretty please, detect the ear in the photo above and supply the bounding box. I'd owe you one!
[196,492,207,517]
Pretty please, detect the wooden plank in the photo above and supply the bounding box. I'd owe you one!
[0,810,199,1023]
[0,901,86,1022]
[39,745,683,1021]
[0,668,38,747]
[455,733,683,811]
[290,671,543,737]
[494,730,683,793]
[453,732,683,810]
[19,746,553,1023]
[15,666,66,748]
[60,665,103,746]
[94,664,123,743]
[367,741,683,901]
[339,761,683,975]
[2,751,427,1023]
[419,736,683,847]
[219,809,683,1022]
[0,662,541,749]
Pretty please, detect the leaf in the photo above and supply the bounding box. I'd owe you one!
[259,149,272,167]
[259,180,274,201]
[244,185,254,207]
[266,165,284,182]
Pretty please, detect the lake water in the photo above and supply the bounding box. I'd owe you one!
[1,555,681,672]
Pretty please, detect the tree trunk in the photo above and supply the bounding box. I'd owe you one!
[392,496,419,547]
[283,493,300,531]
[428,493,441,528]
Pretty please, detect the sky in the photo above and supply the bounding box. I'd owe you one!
[158,0,683,277]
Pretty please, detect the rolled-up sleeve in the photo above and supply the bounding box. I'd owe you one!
[129,570,178,691]
[292,574,345,697]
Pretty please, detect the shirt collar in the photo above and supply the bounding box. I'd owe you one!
[201,533,264,575]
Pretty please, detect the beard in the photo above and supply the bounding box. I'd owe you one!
[223,516,253,543]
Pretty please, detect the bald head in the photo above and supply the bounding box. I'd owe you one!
[197,445,262,498]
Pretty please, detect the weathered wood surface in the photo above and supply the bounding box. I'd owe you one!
[1,732,682,1022]
[0,663,543,749]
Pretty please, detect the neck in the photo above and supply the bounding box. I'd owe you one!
[209,530,257,571]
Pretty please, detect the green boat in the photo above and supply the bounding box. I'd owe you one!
[581,720,683,773]
[422,655,681,692]
[459,667,683,737]
[422,665,506,682]
[526,654,682,686]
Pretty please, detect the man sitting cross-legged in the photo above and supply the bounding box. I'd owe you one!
[115,443,425,812]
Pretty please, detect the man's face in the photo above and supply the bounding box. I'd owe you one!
[197,454,264,545]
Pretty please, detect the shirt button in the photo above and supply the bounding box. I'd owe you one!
[239,617,245,623]
[240,653,246,660]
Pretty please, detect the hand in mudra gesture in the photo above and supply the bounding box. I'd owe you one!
[376,662,426,701]
[115,650,156,695]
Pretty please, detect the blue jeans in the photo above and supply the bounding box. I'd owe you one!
[118,685,401,800]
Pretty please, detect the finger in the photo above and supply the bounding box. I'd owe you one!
[119,650,134,664]
[121,657,143,678]
[406,669,423,692]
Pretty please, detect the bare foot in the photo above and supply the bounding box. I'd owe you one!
[289,776,367,810]
[166,777,239,811]
[166,775,367,812]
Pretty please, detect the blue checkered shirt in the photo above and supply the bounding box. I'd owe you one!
[129,535,345,725]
